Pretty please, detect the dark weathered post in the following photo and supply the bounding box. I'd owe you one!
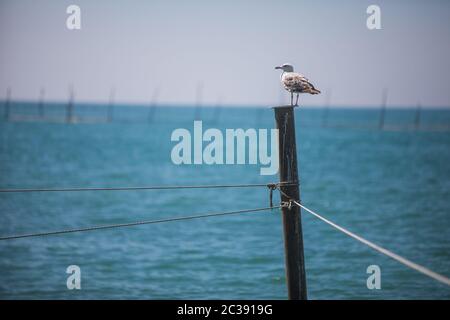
[274,105,307,300]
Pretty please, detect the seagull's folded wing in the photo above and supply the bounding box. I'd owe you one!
[298,74,309,82]
[283,73,320,94]
[283,73,306,91]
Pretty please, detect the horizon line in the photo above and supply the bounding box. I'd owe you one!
[1,98,450,110]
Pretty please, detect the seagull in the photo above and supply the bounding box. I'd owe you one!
[275,63,321,106]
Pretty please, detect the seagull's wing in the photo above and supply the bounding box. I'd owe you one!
[283,73,321,95]
[282,73,303,92]
[300,77,321,95]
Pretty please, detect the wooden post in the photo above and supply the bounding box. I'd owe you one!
[274,105,307,300]
[148,104,156,123]
[378,88,388,130]
[67,85,74,123]
[4,87,11,121]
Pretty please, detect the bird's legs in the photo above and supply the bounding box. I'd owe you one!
[295,93,299,106]
[290,92,293,106]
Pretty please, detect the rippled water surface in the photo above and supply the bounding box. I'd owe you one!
[0,104,449,299]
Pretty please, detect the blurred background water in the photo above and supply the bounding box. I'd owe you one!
[0,103,449,299]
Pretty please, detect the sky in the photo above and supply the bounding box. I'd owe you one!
[0,0,450,107]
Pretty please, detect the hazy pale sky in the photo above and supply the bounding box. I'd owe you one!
[1,0,450,107]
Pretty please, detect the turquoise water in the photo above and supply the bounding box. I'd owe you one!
[0,103,449,299]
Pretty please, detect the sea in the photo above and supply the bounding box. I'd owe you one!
[0,102,449,300]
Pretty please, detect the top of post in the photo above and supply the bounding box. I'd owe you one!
[272,105,299,109]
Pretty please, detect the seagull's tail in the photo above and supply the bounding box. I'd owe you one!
[307,82,321,94]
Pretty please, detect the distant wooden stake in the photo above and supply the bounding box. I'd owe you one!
[67,86,74,123]
[4,87,11,121]
[379,88,388,130]
[414,103,421,130]
[38,88,45,118]
[274,105,307,300]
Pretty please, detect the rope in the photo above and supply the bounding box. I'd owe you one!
[0,182,294,193]
[282,195,450,287]
[0,206,280,241]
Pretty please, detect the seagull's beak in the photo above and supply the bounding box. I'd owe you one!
[275,66,282,70]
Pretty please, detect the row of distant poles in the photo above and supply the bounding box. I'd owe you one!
[321,88,423,130]
[3,85,164,123]
[3,82,225,124]
[190,82,224,124]
[377,88,422,130]
[2,86,426,130]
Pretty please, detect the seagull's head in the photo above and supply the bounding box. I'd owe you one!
[275,63,294,72]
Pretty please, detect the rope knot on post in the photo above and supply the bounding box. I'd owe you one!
[267,183,277,208]
[280,200,293,210]
[278,188,301,210]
